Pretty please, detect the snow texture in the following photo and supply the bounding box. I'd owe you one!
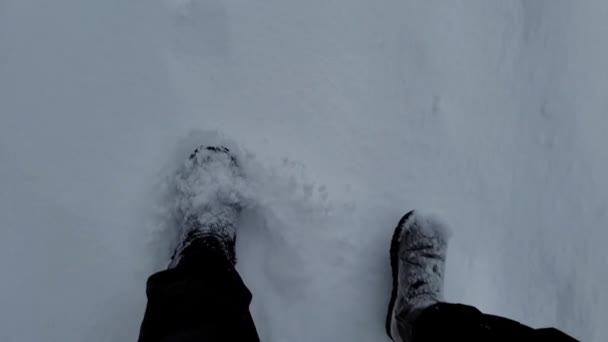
[1,0,607,341]
[404,211,452,244]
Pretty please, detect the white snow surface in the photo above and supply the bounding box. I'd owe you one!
[1,0,607,341]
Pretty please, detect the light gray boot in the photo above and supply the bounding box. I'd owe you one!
[168,146,245,268]
[386,211,450,342]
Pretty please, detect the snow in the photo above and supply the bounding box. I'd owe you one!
[1,0,607,341]
[403,211,452,243]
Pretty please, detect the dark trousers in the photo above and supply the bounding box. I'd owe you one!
[414,303,577,341]
[138,247,576,342]
[138,242,260,342]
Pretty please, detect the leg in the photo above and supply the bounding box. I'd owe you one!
[138,146,259,342]
[386,211,577,342]
[138,239,259,342]
[412,303,577,341]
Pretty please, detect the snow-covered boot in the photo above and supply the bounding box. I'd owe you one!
[168,146,244,268]
[386,210,450,342]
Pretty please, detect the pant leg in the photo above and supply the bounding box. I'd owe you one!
[138,242,260,342]
[410,303,577,342]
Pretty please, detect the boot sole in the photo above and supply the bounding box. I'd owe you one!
[190,146,239,166]
[385,210,415,339]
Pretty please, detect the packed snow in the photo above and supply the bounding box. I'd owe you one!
[1,0,607,341]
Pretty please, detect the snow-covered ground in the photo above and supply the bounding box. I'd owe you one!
[1,0,606,341]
